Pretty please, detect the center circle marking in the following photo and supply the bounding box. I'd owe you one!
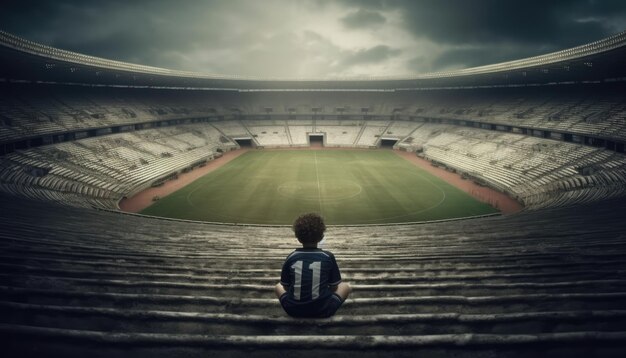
[277,180,363,201]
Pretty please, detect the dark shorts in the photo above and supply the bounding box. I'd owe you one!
[279,293,344,318]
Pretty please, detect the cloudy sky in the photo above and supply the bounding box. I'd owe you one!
[1,0,626,78]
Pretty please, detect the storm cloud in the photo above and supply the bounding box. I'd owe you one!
[341,9,386,29]
[340,45,401,67]
[1,0,625,77]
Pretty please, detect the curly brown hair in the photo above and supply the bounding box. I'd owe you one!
[293,213,326,244]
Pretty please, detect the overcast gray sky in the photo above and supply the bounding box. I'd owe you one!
[1,0,625,78]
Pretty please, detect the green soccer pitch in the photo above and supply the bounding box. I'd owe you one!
[140,150,499,225]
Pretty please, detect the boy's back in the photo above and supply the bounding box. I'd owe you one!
[274,213,351,318]
[280,248,342,306]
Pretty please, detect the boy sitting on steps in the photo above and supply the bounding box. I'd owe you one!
[275,213,352,318]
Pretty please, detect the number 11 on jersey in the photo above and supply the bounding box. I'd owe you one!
[291,260,321,300]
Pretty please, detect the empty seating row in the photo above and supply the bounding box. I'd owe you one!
[0,123,237,208]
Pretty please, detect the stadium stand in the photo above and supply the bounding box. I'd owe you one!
[245,123,290,147]
[315,122,362,147]
[0,123,236,208]
[1,29,626,357]
[397,123,626,209]
[403,87,626,142]
[2,195,626,357]
[355,121,390,147]
[0,87,626,209]
[287,123,314,146]
[211,120,251,138]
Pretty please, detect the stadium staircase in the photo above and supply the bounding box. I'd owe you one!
[377,120,395,146]
[1,196,626,357]
[352,123,367,146]
[285,124,294,146]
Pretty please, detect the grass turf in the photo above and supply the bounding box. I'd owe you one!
[140,150,498,225]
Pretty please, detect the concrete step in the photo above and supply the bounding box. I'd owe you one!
[4,274,625,298]
[7,242,611,260]
[4,228,624,250]
[4,246,622,269]
[4,229,624,252]
[2,301,626,336]
[4,287,626,315]
[3,255,624,278]
[3,324,626,358]
[3,262,623,285]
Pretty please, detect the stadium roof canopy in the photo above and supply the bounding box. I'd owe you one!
[1,30,626,91]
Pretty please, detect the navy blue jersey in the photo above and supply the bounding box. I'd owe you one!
[280,248,342,306]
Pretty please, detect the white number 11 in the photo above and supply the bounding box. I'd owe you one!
[291,260,321,300]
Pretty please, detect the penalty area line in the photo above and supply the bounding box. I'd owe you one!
[314,151,323,215]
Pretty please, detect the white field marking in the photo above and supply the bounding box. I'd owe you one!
[183,152,447,224]
[276,180,362,202]
[314,151,323,214]
[185,182,205,208]
[355,169,447,223]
